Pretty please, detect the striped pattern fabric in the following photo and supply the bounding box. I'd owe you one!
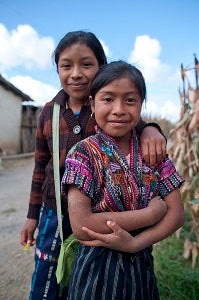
[68,245,159,300]
[29,202,72,299]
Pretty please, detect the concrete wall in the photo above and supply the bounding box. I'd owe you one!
[0,85,22,154]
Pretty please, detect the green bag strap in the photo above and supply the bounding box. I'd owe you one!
[52,102,63,243]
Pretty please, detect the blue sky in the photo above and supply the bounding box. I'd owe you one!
[0,0,198,122]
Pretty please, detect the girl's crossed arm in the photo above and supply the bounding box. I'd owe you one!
[80,188,185,253]
[67,185,167,241]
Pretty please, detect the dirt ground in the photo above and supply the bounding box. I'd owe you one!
[0,156,35,300]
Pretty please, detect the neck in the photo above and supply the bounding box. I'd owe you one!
[114,136,131,156]
[118,143,130,156]
[67,98,87,113]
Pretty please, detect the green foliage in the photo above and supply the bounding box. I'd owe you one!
[190,173,199,191]
[153,234,199,300]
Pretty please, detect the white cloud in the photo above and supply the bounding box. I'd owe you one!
[128,35,183,122]
[1,26,183,122]
[142,98,181,123]
[0,25,112,108]
[0,23,55,71]
[100,39,112,59]
[10,75,59,106]
[128,35,171,83]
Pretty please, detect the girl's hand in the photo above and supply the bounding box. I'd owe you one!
[140,126,166,166]
[81,221,137,253]
[20,218,38,247]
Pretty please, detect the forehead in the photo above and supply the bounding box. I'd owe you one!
[59,43,96,60]
[99,77,138,92]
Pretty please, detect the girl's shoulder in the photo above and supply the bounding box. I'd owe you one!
[142,156,178,178]
[67,134,100,162]
[39,100,54,115]
[157,155,177,173]
[67,135,94,155]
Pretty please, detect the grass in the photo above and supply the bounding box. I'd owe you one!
[153,233,199,300]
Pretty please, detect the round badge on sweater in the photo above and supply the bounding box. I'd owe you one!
[73,125,81,134]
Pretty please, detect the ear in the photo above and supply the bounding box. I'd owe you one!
[89,95,95,113]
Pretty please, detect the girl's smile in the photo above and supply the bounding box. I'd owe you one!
[67,82,88,89]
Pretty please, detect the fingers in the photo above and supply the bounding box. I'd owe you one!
[20,219,38,247]
[141,138,156,165]
[148,140,156,166]
[106,220,122,235]
[82,221,122,239]
[155,138,167,162]
[81,239,105,247]
[81,222,134,252]
[20,228,35,247]
[81,227,107,242]
[20,230,28,246]
[81,221,121,247]
[155,142,163,163]
[20,230,35,247]
[27,231,35,245]
[141,139,166,166]
[140,139,150,164]
[161,139,167,159]
[81,227,109,247]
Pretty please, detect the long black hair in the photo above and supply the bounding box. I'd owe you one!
[90,60,146,103]
[53,30,107,70]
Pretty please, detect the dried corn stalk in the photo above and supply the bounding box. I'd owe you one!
[168,58,199,268]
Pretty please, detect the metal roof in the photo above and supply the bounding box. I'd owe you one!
[0,74,34,102]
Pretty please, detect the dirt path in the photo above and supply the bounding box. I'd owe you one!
[0,157,35,300]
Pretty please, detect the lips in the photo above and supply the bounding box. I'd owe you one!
[67,83,88,91]
[68,82,87,87]
[109,120,128,123]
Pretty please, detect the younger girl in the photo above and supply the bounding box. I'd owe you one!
[61,61,185,300]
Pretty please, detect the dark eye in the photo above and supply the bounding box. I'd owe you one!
[126,97,137,103]
[83,62,93,67]
[60,64,70,69]
[104,97,112,102]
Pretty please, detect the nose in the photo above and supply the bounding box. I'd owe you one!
[112,101,125,115]
[71,66,82,79]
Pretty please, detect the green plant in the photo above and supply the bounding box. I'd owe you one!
[153,234,199,300]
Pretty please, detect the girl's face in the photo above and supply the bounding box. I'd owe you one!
[58,43,99,106]
[91,77,142,145]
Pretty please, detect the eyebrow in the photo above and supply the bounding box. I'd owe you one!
[59,56,94,62]
[98,90,139,95]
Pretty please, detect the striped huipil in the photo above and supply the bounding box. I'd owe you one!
[61,127,184,300]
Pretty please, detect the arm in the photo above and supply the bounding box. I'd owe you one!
[67,185,167,241]
[136,119,167,166]
[132,188,184,251]
[28,106,51,219]
[81,188,185,252]
[20,105,51,247]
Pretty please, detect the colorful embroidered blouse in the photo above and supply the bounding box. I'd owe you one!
[61,127,184,213]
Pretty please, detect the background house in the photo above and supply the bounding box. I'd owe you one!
[0,74,41,155]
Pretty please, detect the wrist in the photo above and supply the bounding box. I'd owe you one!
[146,205,157,226]
[141,123,167,142]
[130,235,145,253]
